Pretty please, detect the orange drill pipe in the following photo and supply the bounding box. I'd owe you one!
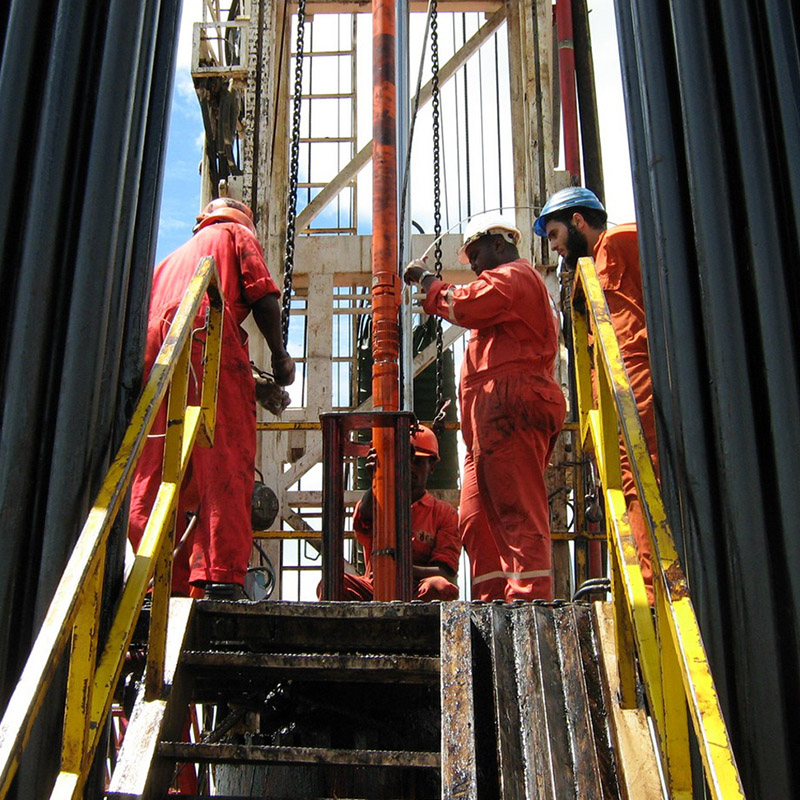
[556,0,581,184]
[371,0,400,600]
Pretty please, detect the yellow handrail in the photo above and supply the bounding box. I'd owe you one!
[572,255,744,799]
[0,256,223,800]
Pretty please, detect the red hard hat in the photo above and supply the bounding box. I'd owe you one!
[193,198,257,236]
[411,426,439,460]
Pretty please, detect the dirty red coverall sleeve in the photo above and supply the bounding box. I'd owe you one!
[423,260,566,601]
[346,493,460,601]
[128,222,279,593]
[593,223,659,602]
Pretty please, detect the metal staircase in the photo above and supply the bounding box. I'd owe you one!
[106,599,650,799]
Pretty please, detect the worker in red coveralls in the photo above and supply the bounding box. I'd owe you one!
[342,426,460,601]
[128,198,295,600]
[535,187,658,604]
[404,216,566,602]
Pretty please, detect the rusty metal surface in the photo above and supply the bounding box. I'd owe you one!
[113,601,636,798]
[440,603,477,800]
[181,650,439,683]
[159,741,439,768]
[192,600,440,655]
[468,602,625,799]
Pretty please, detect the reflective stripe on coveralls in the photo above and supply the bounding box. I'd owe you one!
[423,259,566,601]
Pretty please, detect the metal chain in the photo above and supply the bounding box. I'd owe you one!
[430,0,445,424]
[282,0,307,348]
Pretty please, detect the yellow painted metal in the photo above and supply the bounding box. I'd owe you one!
[656,585,693,794]
[49,770,79,800]
[606,488,656,711]
[60,558,104,778]
[0,257,223,800]
[572,255,745,799]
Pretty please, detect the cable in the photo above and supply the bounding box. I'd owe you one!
[282,0,307,348]
[477,15,487,215]
[462,13,471,219]
[398,0,435,265]
[494,32,503,213]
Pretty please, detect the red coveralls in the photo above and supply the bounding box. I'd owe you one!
[128,221,280,593]
[423,259,566,601]
[593,224,660,603]
[344,492,461,601]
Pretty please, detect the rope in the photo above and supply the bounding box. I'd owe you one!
[282,0,307,348]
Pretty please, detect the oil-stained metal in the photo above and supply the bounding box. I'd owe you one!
[440,603,477,800]
[181,650,440,683]
[158,741,439,768]
[114,600,661,798]
[465,602,629,799]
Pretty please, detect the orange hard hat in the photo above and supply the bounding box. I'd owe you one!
[410,426,439,460]
[193,198,257,236]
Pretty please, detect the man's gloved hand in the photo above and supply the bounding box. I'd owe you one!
[403,257,431,285]
[271,353,296,386]
[252,364,291,415]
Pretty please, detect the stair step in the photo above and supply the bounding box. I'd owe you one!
[181,650,440,682]
[158,741,440,769]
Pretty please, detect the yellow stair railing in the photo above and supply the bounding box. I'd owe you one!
[572,255,744,799]
[0,256,223,800]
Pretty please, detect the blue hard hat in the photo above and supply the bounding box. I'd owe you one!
[533,187,606,237]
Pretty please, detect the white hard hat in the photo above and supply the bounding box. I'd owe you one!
[457,213,522,264]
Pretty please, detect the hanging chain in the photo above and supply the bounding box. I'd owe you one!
[430,0,445,427]
[282,0,307,348]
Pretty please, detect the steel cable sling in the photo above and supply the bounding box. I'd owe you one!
[282,0,307,348]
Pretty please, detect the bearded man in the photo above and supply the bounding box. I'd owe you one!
[535,188,658,604]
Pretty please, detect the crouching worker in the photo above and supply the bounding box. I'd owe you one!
[341,426,460,601]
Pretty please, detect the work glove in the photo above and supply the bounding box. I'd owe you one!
[252,363,291,415]
[271,353,296,386]
[403,257,431,285]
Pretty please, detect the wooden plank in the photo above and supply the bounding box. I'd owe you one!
[592,602,662,799]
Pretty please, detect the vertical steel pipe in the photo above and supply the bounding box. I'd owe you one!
[396,0,414,412]
[371,0,400,600]
[571,0,604,201]
[321,414,345,601]
[556,0,580,184]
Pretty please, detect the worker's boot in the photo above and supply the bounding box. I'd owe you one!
[203,582,246,600]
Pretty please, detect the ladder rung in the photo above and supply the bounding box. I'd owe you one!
[158,741,440,769]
